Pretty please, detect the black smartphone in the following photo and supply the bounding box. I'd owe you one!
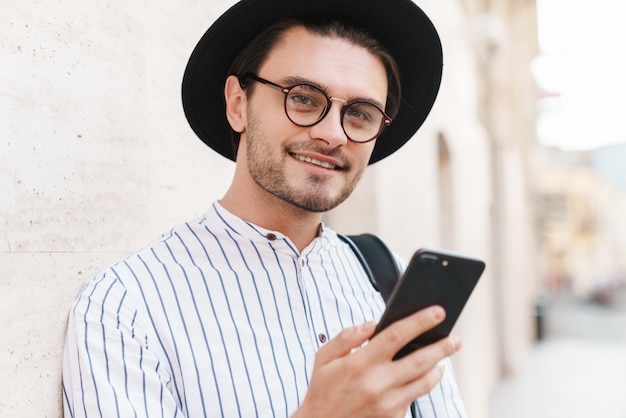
[374,248,485,359]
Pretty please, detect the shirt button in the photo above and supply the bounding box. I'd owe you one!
[318,333,328,343]
[266,233,277,241]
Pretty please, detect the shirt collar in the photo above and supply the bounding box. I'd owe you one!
[208,201,328,250]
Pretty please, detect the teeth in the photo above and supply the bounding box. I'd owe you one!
[294,154,337,170]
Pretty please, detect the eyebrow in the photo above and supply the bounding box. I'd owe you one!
[279,75,386,110]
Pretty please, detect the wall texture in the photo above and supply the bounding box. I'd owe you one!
[1,2,234,416]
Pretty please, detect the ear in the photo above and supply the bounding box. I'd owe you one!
[224,75,247,133]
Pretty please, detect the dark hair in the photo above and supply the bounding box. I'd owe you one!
[227,17,402,155]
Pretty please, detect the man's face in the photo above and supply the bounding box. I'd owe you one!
[240,26,388,212]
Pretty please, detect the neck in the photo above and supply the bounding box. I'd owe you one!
[221,184,324,253]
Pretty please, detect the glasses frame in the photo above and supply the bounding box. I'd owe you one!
[240,73,392,143]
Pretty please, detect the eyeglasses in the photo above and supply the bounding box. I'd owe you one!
[240,74,392,143]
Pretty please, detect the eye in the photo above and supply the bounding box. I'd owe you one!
[345,102,379,126]
[346,107,372,122]
[289,93,316,106]
[286,85,326,113]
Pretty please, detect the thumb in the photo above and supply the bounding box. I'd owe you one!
[314,321,376,367]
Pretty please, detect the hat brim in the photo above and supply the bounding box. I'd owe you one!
[182,0,442,165]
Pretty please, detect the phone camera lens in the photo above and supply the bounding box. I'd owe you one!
[420,255,439,265]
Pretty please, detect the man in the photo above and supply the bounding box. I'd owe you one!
[63,0,467,417]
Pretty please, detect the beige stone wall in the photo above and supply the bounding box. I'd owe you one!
[1,1,538,417]
[1,2,234,416]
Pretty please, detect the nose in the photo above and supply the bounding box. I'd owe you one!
[307,99,349,148]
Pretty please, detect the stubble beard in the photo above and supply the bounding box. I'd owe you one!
[245,115,365,213]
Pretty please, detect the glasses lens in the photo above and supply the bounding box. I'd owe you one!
[343,102,386,143]
[285,84,328,126]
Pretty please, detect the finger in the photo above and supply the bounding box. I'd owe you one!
[313,321,377,368]
[402,360,447,402]
[391,335,461,387]
[368,362,447,418]
[369,306,446,360]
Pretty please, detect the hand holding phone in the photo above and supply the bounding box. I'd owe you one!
[374,248,485,359]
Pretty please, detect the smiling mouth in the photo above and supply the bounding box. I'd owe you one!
[291,153,340,170]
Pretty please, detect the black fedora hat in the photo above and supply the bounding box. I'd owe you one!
[182,0,442,165]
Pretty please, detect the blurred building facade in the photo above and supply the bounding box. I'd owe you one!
[533,145,626,301]
[1,1,541,417]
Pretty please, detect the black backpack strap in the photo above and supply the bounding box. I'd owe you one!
[338,233,400,303]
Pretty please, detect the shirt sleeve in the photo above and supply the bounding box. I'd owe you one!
[62,272,183,418]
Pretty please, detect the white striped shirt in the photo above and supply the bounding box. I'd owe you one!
[63,202,467,418]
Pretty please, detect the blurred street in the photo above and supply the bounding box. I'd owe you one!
[489,288,626,418]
